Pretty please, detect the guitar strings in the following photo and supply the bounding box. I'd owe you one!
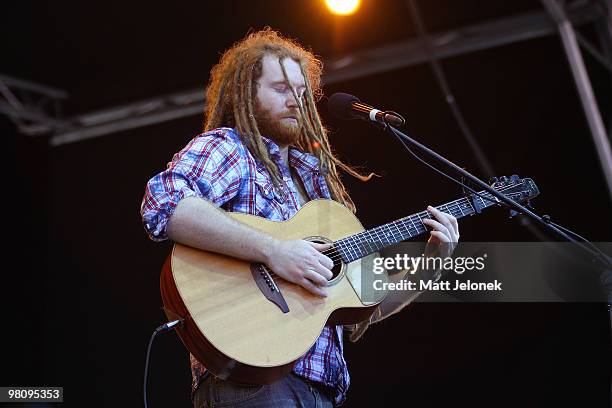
[262,183,528,282]
[323,198,529,266]
[322,185,527,263]
[263,190,528,283]
[265,185,529,279]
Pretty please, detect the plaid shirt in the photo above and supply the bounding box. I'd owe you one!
[141,127,350,405]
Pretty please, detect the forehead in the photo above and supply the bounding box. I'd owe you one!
[259,54,305,87]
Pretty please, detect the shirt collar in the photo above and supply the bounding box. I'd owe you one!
[257,133,323,174]
[259,134,282,160]
[289,148,322,173]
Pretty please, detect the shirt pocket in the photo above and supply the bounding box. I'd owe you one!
[254,172,275,200]
[253,172,286,219]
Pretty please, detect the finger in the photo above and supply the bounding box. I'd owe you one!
[429,230,450,243]
[422,218,451,239]
[448,215,459,238]
[440,210,459,238]
[308,241,334,270]
[300,278,328,298]
[317,252,334,270]
[426,207,459,242]
[309,241,332,252]
[428,206,455,236]
[310,262,333,280]
[304,268,329,286]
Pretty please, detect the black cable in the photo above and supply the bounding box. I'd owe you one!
[386,124,503,206]
[143,329,159,408]
[548,219,612,266]
[144,320,184,408]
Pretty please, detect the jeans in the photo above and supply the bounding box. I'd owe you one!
[193,372,335,408]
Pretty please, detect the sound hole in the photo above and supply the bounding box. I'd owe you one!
[309,238,343,281]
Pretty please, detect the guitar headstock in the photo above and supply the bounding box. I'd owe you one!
[490,174,540,204]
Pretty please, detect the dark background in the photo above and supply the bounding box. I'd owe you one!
[4,0,612,407]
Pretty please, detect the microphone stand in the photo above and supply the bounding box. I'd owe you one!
[384,124,612,335]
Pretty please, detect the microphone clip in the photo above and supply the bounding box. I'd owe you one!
[382,110,406,128]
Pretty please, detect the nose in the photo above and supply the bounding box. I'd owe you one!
[285,92,299,108]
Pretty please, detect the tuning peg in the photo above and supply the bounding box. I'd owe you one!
[510,174,520,182]
[499,176,509,183]
[489,176,499,184]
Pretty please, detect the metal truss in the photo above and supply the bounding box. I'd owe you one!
[0,74,68,135]
[2,0,609,150]
[542,0,612,199]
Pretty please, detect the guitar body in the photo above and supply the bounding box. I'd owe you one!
[160,199,386,384]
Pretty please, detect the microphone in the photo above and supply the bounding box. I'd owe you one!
[327,93,405,127]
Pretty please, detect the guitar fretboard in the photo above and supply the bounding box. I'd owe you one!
[334,189,504,263]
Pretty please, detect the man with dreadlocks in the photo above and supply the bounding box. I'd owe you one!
[141,28,459,407]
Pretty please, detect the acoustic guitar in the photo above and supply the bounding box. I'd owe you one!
[160,175,539,384]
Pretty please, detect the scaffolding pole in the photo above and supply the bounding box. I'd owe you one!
[542,0,612,201]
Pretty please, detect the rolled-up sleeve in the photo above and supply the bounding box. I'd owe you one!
[140,132,243,241]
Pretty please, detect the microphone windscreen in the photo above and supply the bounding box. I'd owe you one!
[327,93,360,120]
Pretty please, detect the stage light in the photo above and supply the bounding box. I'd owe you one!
[325,0,360,16]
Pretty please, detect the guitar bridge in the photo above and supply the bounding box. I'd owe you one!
[250,263,290,313]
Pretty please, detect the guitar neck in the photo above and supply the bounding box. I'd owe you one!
[335,190,500,263]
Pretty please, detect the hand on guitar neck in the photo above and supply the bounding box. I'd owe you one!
[423,205,460,259]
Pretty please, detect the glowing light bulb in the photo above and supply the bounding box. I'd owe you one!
[325,0,360,16]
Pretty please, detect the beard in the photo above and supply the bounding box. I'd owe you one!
[254,103,302,146]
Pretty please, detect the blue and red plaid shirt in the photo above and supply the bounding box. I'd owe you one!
[141,127,349,405]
